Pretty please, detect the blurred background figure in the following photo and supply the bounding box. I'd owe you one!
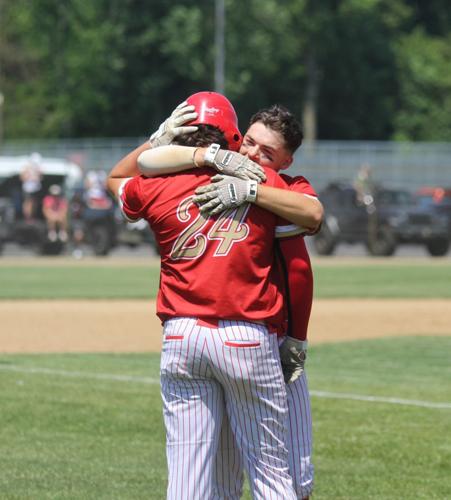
[68,170,116,258]
[42,184,68,242]
[20,152,43,221]
[84,170,112,210]
[354,162,375,207]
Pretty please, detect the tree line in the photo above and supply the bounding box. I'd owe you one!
[1,0,451,141]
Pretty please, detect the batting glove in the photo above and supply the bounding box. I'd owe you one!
[279,338,308,384]
[193,174,258,216]
[203,143,266,182]
[149,101,198,148]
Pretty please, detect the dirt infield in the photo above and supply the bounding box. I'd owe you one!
[1,298,450,353]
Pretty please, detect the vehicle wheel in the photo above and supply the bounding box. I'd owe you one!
[313,224,337,256]
[91,225,113,256]
[366,225,396,256]
[426,237,450,257]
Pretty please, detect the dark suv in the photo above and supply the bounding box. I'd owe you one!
[314,183,450,256]
[415,187,451,232]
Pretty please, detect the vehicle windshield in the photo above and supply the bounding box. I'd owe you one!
[377,190,413,206]
[415,194,435,207]
[415,192,451,207]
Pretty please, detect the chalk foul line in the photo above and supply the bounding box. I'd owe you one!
[309,390,451,409]
[1,364,450,410]
[0,364,159,385]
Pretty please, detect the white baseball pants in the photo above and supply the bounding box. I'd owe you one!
[160,317,297,500]
[213,372,314,499]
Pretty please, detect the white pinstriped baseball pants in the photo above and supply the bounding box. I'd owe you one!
[213,371,314,499]
[160,317,297,500]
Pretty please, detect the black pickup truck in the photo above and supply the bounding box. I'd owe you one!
[314,183,450,256]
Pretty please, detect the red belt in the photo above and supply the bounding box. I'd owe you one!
[195,318,265,329]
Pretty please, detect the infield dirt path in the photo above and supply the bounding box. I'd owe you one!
[1,299,450,353]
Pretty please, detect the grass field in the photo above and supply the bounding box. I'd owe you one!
[1,260,451,298]
[1,337,450,499]
[1,259,450,498]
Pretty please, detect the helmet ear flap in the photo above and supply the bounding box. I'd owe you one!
[186,91,242,151]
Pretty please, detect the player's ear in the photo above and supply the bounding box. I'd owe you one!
[279,155,293,171]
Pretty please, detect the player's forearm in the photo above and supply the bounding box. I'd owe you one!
[138,145,200,177]
[107,142,151,197]
[109,142,150,179]
[256,185,324,230]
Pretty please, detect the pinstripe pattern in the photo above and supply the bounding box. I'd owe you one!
[212,372,314,500]
[160,317,297,500]
[213,411,244,499]
[286,372,314,499]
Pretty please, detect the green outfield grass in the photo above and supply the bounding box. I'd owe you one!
[1,260,451,299]
[1,337,450,499]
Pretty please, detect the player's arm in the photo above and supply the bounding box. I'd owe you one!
[194,172,323,231]
[275,236,312,383]
[254,185,323,232]
[275,236,313,342]
[107,141,149,198]
[138,144,266,182]
[141,145,321,230]
[107,100,198,197]
[137,145,198,176]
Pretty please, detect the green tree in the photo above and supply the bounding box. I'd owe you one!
[2,0,451,141]
[394,28,451,141]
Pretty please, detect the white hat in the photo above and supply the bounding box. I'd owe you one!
[49,184,62,196]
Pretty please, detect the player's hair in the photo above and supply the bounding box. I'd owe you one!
[249,104,303,153]
[172,124,228,149]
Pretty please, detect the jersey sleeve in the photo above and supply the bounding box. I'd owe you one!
[276,236,313,341]
[269,172,310,238]
[275,218,307,239]
[276,173,321,237]
[119,177,145,221]
[280,173,318,197]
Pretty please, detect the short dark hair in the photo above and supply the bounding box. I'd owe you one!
[172,124,228,149]
[249,105,303,153]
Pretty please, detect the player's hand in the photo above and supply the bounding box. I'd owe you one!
[149,101,198,148]
[203,144,266,182]
[279,337,307,384]
[193,174,258,216]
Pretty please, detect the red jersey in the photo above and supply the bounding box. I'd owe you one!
[281,174,317,197]
[120,167,296,326]
[42,195,68,212]
[275,174,318,340]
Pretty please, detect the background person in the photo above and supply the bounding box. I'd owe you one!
[84,170,112,210]
[20,152,43,222]
[354,162,375,206]
[42,184,69,242]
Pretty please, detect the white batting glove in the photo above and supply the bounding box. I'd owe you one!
[279,338,308,384]
[203,143,266,182]
[193,174,258,216]
[149,101,198,148]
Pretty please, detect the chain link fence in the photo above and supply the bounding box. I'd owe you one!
[2,138,451,191]
[292,141,451,191]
